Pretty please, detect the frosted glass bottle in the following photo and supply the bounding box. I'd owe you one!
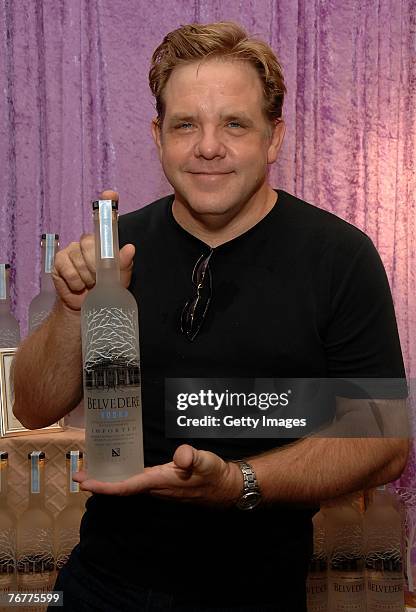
[55,451,85,571]
[325,496,366,612]
[17,452,55,597]
[306,509,327,612]
[0,452,17,595]
[0,264,20,348]
[81,199,144,481]
[28,234,59,333]
[364,485,405,611]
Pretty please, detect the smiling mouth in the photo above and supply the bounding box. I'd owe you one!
[189,172,233,176]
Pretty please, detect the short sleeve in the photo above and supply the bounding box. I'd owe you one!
[324,236,405,381]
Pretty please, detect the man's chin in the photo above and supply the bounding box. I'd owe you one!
[175,189,241,217]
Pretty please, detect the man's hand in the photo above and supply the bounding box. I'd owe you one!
[73,444,243,508]
[52,189,135,312]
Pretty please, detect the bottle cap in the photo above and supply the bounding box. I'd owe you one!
[28,451,45,460]
[66,451,83,459]
[41,234,59,239]
[92,200,118,211]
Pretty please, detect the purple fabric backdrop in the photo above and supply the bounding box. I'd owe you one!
[0,1,415,476]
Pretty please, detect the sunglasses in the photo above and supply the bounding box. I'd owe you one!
[181,250,213,341]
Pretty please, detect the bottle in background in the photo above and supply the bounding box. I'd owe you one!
[0,264,20,348]
[306,508,327,612]
[81,199,144,481]
[55,451,85,572]
[325,495,366,612]
[0,452,16,594]
[28,234,59,333]
[364,485,405,611]
[17,452,55,599]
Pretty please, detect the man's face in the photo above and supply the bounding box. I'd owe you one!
[152,59,284,217]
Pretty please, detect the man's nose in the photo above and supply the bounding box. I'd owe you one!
[194,127,226,159]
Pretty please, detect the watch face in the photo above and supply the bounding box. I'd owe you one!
[238,491,261,510]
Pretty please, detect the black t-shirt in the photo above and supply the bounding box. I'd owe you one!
[79,190,405,605]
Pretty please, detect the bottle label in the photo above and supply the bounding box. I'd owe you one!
[0,264,6,300]
[30,452,42,494]
[69,451,80,493]
[99,200,114,259]
[366,572,404,610]
[328,572,366,611]
[306,573,327,611]
[45,234,56,273]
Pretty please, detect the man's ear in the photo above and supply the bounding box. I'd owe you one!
[267,119,286,164]
[151,118,163,161]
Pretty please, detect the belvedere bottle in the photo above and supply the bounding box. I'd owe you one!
[55,451,85,571]
[364,485,405,611]
[0,264,20,348]
[325,496,366,612]
[306,509,327,612]
[81,199,144,481]
[17,452,55,596]
[28,234,59,333]
[0,452,17,594]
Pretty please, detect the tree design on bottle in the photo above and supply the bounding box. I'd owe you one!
[17,527,54,575]
[84,308,140,390]
[0,528,16,594]
[0,329,19,347]
[396,487,416,592]
[56,526,79,570]
[330,524,364,570]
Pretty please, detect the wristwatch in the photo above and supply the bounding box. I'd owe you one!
[235,460,262,510]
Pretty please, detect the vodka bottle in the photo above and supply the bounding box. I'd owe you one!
[307,509,327,612]
[17,452,55,596]
[0,452,17,594]
[325,496,366,611]
[28,234,59,333]
[55,451,85,571]
[81,199,144,481]
[0,263,20,348]
[364,485,405,611]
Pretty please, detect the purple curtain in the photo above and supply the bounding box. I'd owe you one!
[0,1,415,469]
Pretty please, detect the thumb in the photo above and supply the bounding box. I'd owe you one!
[120,243,135,288]
[173,444,216,475]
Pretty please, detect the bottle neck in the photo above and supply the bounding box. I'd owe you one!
[40,236,58,293]
[28,457,45,507]
[0,461,8,500]
[65,453,83,503]
[93,205,121,285]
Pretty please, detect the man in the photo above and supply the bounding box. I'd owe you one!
[13,22,408,611]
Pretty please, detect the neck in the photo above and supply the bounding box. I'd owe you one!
[40,272,55,293]
[172,184,277,248]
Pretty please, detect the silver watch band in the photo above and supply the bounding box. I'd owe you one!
[234,460,262,509]
[237,460,259,493]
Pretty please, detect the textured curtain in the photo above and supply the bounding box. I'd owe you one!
[0,1,415,470]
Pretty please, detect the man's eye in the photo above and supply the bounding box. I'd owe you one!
[227,121,243,128]
[177,122,193,129]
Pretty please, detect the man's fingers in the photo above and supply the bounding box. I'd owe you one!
[120,243,135,270]
[173,444,195,470]
[120,243,135,288]
[68,246,95,288]
[100,189,119,201]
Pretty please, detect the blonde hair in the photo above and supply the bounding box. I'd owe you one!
[149,22,286,124]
